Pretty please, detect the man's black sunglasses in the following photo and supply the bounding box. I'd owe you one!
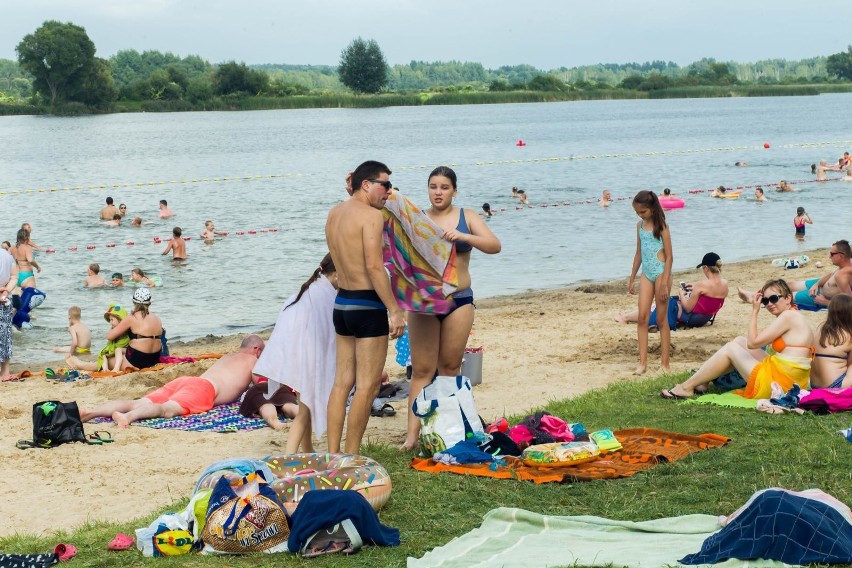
[368,179,392,190]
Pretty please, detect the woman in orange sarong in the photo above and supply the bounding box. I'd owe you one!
[662,279,813,399]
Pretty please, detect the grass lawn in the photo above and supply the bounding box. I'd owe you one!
[3,372,850,567]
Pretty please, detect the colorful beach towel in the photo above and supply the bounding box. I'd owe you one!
[382,192,458,314]
[410,428,728,483]
[92,402,272,432]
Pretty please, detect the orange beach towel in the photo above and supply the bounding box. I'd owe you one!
[411,428,729,484]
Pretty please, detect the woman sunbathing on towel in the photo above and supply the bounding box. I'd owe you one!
[810,294,852,389]
[617,252,728,330]
[661,279,813,399]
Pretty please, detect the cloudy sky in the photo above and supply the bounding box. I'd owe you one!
[1,0,847,69]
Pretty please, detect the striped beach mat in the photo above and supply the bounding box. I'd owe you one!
[92,402,274,432]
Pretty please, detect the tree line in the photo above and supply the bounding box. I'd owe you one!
[4,20,852,113]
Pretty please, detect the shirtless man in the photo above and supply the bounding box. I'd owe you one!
[739,240,852,310]
[10,228,40,288]
[158,199,175,219]
[80,335,265,427]
[325,160,405,453]
[105,214,122,227]
[162,227,187,260]
[100,197,119,220]
[83,263,106,288]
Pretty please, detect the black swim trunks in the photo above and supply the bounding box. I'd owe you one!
[333,289,389,338]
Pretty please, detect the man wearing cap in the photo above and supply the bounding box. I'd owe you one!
[738,240,852,310]
[80,334,265,428]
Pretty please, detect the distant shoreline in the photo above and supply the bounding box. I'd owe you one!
[3,84,852,117]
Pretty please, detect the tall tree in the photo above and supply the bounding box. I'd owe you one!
[212,61,269,95]
[826,46,852,81]
[338,38,388,94]
[16,20,98,105]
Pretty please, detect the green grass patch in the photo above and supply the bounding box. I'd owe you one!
[2,372,850,566]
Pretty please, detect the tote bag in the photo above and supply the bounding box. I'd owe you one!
[201,471,290,554]
[412,375,484,456]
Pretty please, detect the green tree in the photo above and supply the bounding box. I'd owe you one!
[338,38,388,94]
[71,57,117,106]
[16,20,99,105]
[527,74,567,91]
[212,61,269,95]
[827,46,852,80]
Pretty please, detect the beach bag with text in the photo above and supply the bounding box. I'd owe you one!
[31,401,87,448]
[201,471,290,554]
[413,375,484,456]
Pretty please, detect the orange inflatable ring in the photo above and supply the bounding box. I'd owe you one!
[197,453,392,516]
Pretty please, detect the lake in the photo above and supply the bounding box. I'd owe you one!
[1,94,851,364]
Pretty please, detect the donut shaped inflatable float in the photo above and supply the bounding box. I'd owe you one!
[196,453,391,515]
[659,197,685,209]
[713,190,742,199]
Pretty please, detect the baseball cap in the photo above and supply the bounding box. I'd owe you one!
[697,252,721,268]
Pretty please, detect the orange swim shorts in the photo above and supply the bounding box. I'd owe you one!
[144,376,216,415]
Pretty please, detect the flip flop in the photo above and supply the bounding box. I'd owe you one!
[660,388,691,400]
[88,431,113,443]
[107,533,135,551]
[370,403,396,417]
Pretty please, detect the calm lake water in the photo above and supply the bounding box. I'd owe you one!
[2,95,851,364]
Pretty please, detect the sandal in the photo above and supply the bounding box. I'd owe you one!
[107,533,135,551]
[88,431,113,444]
[54,543,77,562]
[370,403,396,417]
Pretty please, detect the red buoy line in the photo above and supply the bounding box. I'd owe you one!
[41,228,279,254]
[3,139,851,197]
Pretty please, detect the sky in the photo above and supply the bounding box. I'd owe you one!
[1,0,849,70]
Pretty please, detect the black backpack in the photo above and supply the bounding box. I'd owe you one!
[26,401,87,448]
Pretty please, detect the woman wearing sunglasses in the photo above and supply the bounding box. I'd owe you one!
[662,279,813,399]
[810,294,852,389]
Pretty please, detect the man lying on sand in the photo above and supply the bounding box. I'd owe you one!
[80,334,264,428]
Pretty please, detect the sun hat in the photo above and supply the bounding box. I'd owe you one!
[132,287,152,305]
[104,303,128,322]
[697,252,721,268]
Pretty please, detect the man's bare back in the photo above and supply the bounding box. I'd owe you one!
[203,351,258,405]
[326,199,384,290]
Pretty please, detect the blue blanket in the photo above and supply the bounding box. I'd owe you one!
[680,489,852,565]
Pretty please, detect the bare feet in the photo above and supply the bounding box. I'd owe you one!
[400,439,419,452]
[267,418,287,431]
[112,411,131,429]
[737,287,753,304]
[615,312,627,324]
[632,365,646,376]
[661,364,672,373]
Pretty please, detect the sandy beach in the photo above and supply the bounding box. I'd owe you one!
[0,247,836,537]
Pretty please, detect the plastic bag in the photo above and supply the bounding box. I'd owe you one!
[136,513,194,557]
[413,375,484,456]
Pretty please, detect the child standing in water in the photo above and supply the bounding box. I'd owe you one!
[793,207,812,239]
[628,190,673,375]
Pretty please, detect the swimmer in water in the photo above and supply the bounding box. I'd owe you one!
[600,190,613,207]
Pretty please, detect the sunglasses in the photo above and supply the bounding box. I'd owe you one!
[761,294,782,306]
[830,251,843,257]
[368,179,392,190]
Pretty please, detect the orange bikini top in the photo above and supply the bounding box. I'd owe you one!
[771,337,815,358]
